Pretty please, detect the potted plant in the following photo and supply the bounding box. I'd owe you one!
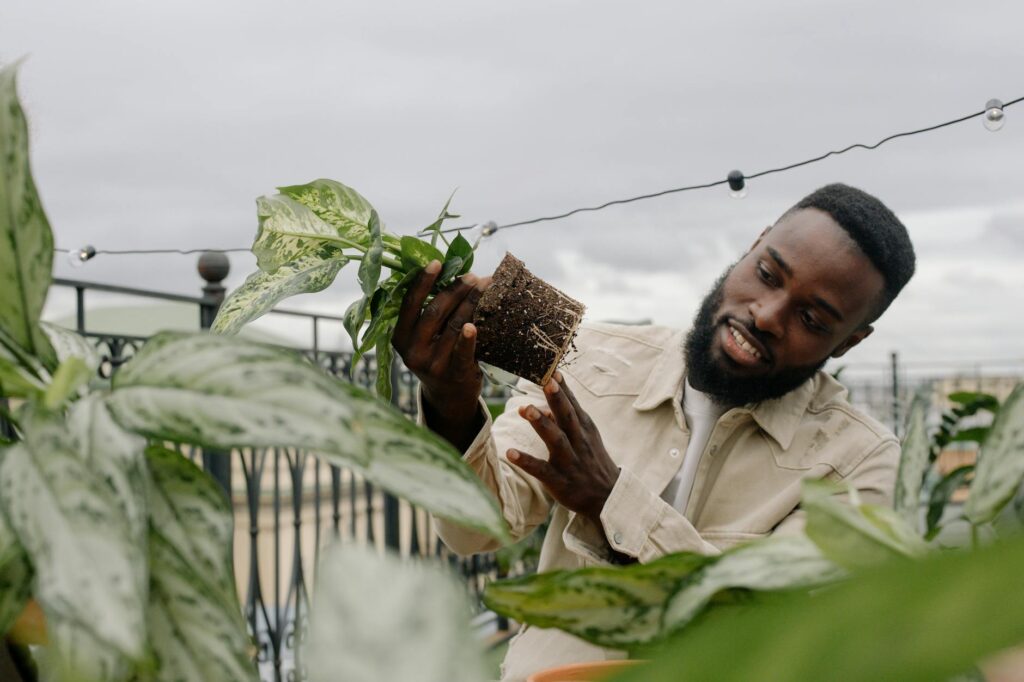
[0,61,508,682]
[211,181,584,390]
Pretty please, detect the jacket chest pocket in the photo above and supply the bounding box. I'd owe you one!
[567,348,647,397]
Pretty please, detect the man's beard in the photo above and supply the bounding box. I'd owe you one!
[683,267,827,408]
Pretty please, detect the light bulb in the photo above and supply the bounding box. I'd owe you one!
[984,99,1005,132]
[727,170,747,199]
[67,245,96,268]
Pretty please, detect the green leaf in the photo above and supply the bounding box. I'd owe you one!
[437,256,464,287]
[484,552,714,649]
[893,394,929,526]
[0,342,46,398]
[343,210,385,357]
[141,446,257,682]
[43,356,92,410]
[278,178,375,243]
[41,322,100,372]
[374,331,395,401]
[661,535,844,636]
[0,507,31,636]
[251,194,364,274]
[358,268,418,357]
[0,61,57,372]
[926,465,974,539]
[948,391,1000,413]
[308,544,485,682]
[105,332,508,541]
[420,191,460,249]
[212,251,348,335]
[612,533,1024,682]
[946,427,990,445]
[445,232,474,276]
[0,408,148,679]
[399,236,445,271]
[802,479,928,570]
[964,384,1024,525]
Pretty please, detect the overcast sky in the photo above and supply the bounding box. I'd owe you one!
[3,1,1023,375]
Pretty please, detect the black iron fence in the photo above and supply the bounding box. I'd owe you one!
[50,259,529,682]
[45,259,1024,681]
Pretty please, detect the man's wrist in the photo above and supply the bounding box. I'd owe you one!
[421,391,485,452]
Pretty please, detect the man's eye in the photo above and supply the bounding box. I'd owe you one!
[757,263,777,285]
[801,310,826,333]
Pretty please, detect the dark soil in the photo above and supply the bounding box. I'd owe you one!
[473,253,585,385]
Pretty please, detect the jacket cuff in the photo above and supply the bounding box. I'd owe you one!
[599,466,664,558]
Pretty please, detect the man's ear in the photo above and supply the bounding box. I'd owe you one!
[831,325,874,359]
[748,225,772,253]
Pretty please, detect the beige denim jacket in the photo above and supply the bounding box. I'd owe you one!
[427,323,899,682]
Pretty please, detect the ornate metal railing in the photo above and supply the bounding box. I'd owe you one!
[50,260,527,682]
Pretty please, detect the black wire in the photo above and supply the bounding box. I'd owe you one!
[431,94,1024,236]
[56,247,252,255]
[55,94,1024,252]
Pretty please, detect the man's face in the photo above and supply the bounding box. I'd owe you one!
[685,207,886,407]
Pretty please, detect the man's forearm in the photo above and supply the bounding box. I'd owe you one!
[421,394,486,453]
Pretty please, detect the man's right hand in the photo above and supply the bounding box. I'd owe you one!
[392,260,491,451]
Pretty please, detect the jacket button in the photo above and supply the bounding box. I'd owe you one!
[669,448,680,458]
[612,532,623,545]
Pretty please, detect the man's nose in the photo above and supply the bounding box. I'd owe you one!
[750,294,785,338]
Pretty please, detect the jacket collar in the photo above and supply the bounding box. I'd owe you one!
[632,330,819,450]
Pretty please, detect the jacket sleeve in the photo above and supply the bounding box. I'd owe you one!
[592,437,901,563]
[422,380,557,556]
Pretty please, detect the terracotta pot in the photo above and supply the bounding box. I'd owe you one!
[527,660,642,682]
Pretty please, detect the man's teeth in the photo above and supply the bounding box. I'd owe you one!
[730,327,761,359]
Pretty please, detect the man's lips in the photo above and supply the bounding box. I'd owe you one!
[721,320,772,367]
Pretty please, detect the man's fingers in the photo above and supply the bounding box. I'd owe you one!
[543,372,586,448]
[394,260,441,352]
[450,323,479,376]
[411,275,479,352]
[519,404,573,469]
[506,449,557,484]
[430,275,486,370]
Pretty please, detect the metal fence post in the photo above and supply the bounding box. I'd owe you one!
[383,353,402,551]
[198,252,233,499]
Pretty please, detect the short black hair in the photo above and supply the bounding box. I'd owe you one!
[784,183,915,322]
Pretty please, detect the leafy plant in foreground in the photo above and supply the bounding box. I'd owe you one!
[0,61,507,681]
[211,180,475,399]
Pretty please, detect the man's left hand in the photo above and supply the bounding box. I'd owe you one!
[506,371,620,527]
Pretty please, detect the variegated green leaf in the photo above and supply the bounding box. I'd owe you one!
[42,321,101,372]
[374,332,395,400]
[343,210,384,355]
[0,410,147,680]
[615,533,1024,682]
[0,506,31,635]
[278,178,375,244]
[803,479,928,570]
[252,194,363,274]
[67,395,149,545]
[0,61,57,371]
[484,552,714,649]
[43,356,92,410]
[0,340,46,398]
[894,393,930,526]
[141,446,256,682]
[106,332,508,541]
[308,545,485,682]
[964,383,1024,525]
[212,251,348,335]
[661,534,845,635]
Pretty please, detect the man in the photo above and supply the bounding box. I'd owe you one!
[393,183,915,682]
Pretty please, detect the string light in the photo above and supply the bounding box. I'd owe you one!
[727,170,747,199]
[53,93,1023,256]
[66,245,96,267]
[984,99,1005,132]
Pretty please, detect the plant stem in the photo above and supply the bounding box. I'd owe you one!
[970,524,980,550]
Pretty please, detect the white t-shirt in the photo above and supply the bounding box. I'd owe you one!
[660,380,725,516]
